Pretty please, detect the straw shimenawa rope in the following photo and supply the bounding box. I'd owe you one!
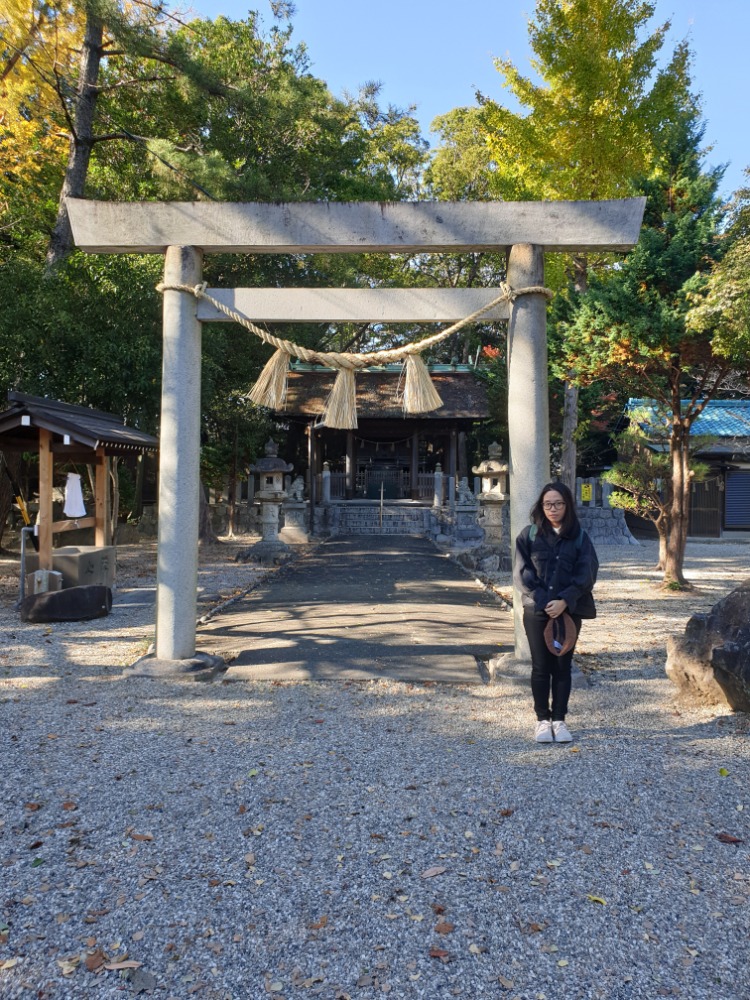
[156,281,553,428]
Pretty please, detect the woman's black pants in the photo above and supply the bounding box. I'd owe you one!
[522,607,582,722]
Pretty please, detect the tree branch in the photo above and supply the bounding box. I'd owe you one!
[93,74,173,93]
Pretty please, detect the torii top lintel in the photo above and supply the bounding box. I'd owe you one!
[67,197,646,255]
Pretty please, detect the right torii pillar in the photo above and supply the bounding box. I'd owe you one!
[507,243,549,660]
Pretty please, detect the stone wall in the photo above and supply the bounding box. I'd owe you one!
[577,506,639,546]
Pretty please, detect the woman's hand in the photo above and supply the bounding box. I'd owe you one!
[545,599,567,618]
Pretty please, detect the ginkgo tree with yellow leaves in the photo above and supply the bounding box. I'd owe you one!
[0,0,82,250]
[430,0,694,488]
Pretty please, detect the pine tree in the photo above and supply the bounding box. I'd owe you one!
[562,108,730,586]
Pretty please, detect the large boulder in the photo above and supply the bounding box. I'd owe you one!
[666,579,750,711]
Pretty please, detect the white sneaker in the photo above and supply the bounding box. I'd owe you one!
[535,720,553,743]
[552,721,573,743]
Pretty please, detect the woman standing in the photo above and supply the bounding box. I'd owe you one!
[513,482,598,743]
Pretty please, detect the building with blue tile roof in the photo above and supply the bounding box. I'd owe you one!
[625,399,750,535]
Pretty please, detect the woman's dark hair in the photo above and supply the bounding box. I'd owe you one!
[530,481,580,537]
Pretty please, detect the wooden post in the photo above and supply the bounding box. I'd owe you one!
[346,430,355,499]
[38,429,54,571]
[94,447,110,545]
[448,430,458,479]
[410,432,419,500]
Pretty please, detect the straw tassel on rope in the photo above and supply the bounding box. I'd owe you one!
[323,367,358,429]
[248,347,291,409]
[402,353,444,414]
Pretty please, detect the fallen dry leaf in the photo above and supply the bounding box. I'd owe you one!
[716,832,743,844]
[421,866,447,879]
[130,832,154,842]
[429,948,450,962]
[85,950,106,972]
[308,915,328,930]
[104,960,143,971]
[434,921,454,935]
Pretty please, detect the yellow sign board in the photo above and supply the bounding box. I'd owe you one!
[581,483,593,502]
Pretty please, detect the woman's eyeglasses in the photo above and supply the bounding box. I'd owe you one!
[542,501,566,510]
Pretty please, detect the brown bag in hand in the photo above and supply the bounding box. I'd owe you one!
[544,612,577,656]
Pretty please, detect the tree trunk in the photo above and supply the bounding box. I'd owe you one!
[560,382,579,490]
[198,481,217,545]
[133,454,144,520]
[663,413,691,588]
[46,12,103,269]
[226,426,238,539]
[109,457,120,541]
[560,255,587,491]
[654,509,669,571]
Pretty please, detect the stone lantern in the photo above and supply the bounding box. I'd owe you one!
[238,439,294,562]
[472,442,509,547]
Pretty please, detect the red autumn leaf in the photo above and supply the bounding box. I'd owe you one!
[431,903,446,915]
[24,803,42,811]
[716,832,743,844]
[130,832,153,842]
[62,802,77,811]
[500,809,514,817]
[429,948,450,962]
[435,921,454,935]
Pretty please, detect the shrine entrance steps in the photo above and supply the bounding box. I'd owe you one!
[320,501,433,536]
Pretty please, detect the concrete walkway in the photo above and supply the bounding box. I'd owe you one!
[197,535,514,683]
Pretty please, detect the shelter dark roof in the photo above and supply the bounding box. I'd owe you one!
[0,392,158,454]
[279,367,490,421]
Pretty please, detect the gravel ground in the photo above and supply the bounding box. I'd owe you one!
[0,536,749,1000]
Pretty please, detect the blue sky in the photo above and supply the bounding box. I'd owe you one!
[189,0,748,201]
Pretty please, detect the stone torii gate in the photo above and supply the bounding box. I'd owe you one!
[67,197,645,674]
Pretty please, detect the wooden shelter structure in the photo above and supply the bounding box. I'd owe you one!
[280,365,489,501]
[0,392,157,572]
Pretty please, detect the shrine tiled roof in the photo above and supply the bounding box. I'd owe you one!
[279,366,490,420]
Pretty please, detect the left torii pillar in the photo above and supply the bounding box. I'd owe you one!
[146,247,224,677]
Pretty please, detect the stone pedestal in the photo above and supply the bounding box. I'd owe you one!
[478,501,506,546]
[280,500,309,544]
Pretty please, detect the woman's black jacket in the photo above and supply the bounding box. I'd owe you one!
[513,524,598,618]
